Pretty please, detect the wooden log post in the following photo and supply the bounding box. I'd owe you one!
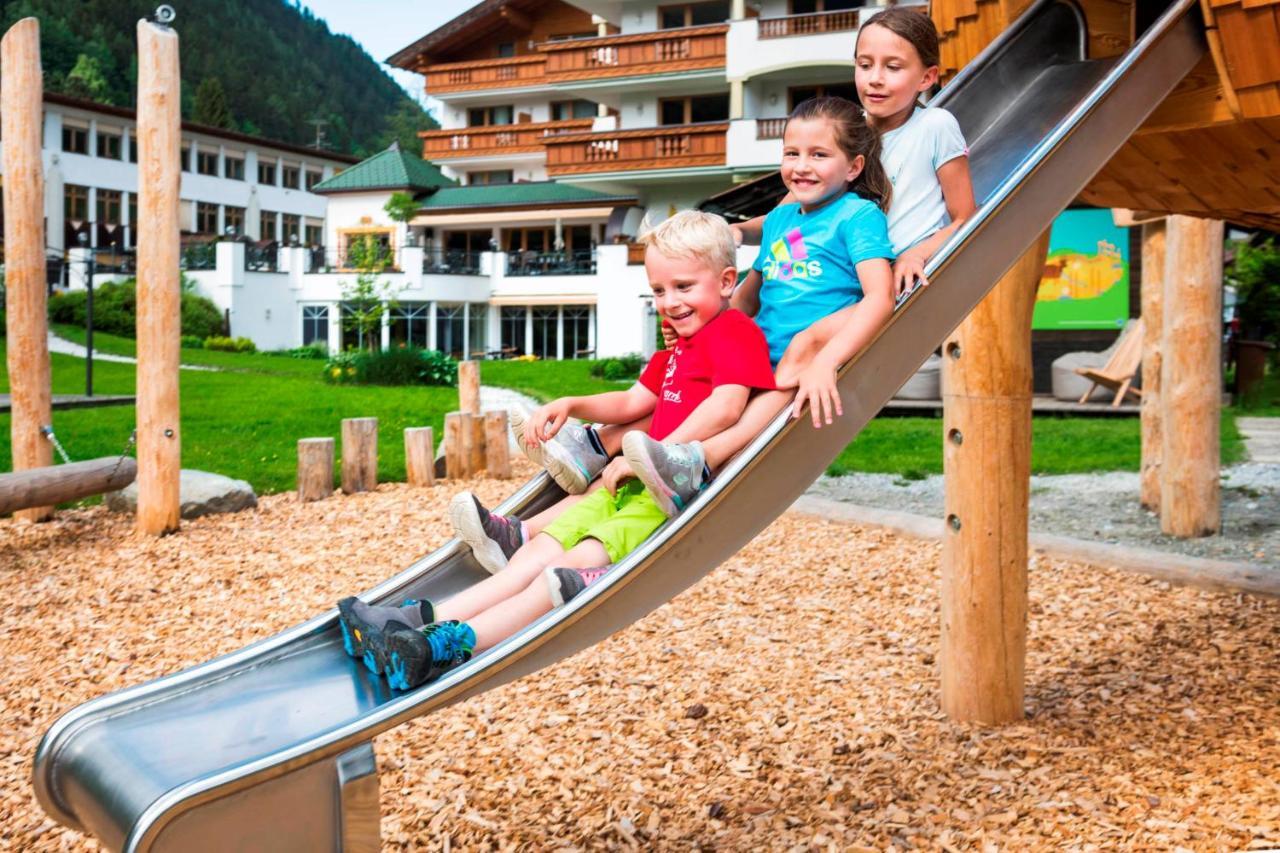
[135,19,182,535]
[1160,215,1222,537]
[484,411,511,479]
[297,437,334,502]
[940,232,1049,725]
[405,427,435,487]
[0,456,137,517]
[458,361,481,416]
[1139,220,1167,510]
[341,418,378,494]
[2,19,53,523]
[444,413,468,480]
[468,414,487,475]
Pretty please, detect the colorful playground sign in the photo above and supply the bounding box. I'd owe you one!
[1033,208,1131,330]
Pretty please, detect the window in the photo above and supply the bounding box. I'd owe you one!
[305,170,323,190]
[435,303,465,358]
[564,306,592,358]
[128,133,138,163]
[501,307,526,355]
[497,42,515,58]
[302,305,329,348]
[468,169,513,186]
[466,105,514,127]
[62,125,88,154]
[446,229,492,254]
[505,227,549,253]
[64,184,89,221]
[127,193,137,247]
[224,205,245,236]
[305,222,324,247]
[788,83,858,110]
[659,1,730,28]
[258,161,277,185]
[225,155,245,180]
[196,201,219,234]
[390,302,430,348]
[281,214,301,244]
[96,189,122,225]
[282,165,300,189]
[260,211,278,242]
[197,149,219,176]
[180,144,191,171]
[468,304,487,356]
[790,0,859,11]
[660,94,729,125]
[531,307,558,359]
[97,131,122,159]
[551,99,597,121]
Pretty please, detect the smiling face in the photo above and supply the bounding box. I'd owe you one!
[644,248,736,339]
[854,22,939,131]
[780,117,864,212]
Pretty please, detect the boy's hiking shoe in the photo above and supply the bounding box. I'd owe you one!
[337,596,433,676]
[507,408,545,466]
[541,422,609,494]
[622,433,708,517]
[546,566,611,607]
[386,621,476,691]
[450,492,523,574]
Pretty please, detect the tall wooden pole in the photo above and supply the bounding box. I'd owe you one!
[1139,220,1167,510]
[2,19,53,522]
[1160,215,1222,537]
[940,232,1049,725]
[135,19,182,535]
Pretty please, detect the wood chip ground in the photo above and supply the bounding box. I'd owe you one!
[2,463,1277,851]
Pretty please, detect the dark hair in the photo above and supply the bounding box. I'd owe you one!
[785,96,892,212]
[856,7,941,69]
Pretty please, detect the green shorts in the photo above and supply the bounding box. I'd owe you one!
[543,480,668,563]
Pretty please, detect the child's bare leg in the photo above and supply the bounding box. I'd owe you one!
[435,533,567,622]
[460,538,609,652]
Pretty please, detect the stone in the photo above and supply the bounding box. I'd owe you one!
[106,469,257,519]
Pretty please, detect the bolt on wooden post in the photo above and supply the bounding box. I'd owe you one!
[2,18,53,523]
[135,18,183,535]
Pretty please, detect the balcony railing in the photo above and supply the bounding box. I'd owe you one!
[758,9,860,38]
[544,122,728,176]
[420,118,595,160]
[245,242,280,273]
[424,249,485,276]
[538,24,727,82]
[757,117,787,139]
[505,249,596,276]
[179,242,216,271]
[423,54,547,95]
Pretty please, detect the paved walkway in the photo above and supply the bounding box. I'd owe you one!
[47,332,218,370]
[1238,417,1280,464]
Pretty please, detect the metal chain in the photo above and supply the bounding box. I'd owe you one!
[109,430,138,480]
[40,426,73,464]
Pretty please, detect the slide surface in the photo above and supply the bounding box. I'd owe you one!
[33,1,1205,849]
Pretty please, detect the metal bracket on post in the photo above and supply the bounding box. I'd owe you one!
[336,742,380,852]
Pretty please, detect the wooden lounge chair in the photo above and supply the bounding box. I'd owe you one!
[1075,317,1144,406]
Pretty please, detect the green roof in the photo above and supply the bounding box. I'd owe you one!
[312,145,453,194]
[419,181,633,210]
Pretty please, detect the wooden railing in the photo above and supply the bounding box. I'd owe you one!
[758,9,860,38]
[537,25,727,82]
[423,55,546,95]
[419,118,595,159]
[543,122,728,176]
[756,117,787,139]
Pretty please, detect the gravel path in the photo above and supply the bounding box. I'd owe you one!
[807,463,1280,567]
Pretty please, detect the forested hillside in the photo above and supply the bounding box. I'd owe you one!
[0,0,437,156]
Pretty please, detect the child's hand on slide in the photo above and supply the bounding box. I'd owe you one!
[892,250,929,297]
[527,400,572,446]
[791,358,843,428]
[600,456,635,495]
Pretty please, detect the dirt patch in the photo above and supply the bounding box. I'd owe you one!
[2,467,1277,850]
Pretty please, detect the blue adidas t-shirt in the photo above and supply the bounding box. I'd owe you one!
[751,191,894,366]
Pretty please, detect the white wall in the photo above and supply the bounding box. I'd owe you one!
[726,118,783,169]
[323,193,407,252]
[726,17,858,83]
[593,244,653,357]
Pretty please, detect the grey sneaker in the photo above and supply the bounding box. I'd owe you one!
[449,491,523,574]
[622,432,707,517]
[545,565,611,607]
[337,596,433,675]
[507,408,544,466]
[542,422,609,495]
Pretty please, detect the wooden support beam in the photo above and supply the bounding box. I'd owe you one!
[940,232,1049,725]
[0,456,137,517]
[2,18,53,523]
[135,19,182,536]
[297,438,334,502]
[1139,220,1167,510]
[405,427,435,487]
[458,360,481,416]
[1160,215,1222,537]
[484,411,511,479]
[341,418,378,494]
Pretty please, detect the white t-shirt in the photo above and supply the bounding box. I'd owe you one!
[880,106,968,255]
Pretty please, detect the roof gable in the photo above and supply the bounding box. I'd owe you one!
[312,145,454,194]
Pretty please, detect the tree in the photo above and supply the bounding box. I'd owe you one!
[193,77,234,129]
[338,234,401,351]
[63,53,111,103]
[378,99,438,155]
[384,191,419,226]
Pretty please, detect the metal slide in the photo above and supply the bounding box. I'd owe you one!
[34,2,1204,849]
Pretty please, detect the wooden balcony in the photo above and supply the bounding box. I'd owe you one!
[420,118,595,160]
[423,55,547,95]
[537,25,727,83]
[757,9,860,39]
[543,122,728,176]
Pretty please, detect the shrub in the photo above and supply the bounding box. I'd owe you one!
[180,335,205,349]
[47,279,222,339]
[1229,238,1280,348]
[590,352,645,381]
[286,343,328,360]
[324,347,457,387]
[204,335,257,353]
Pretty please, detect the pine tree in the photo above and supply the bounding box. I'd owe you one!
[63,53,112,103]
[193,77,234,129]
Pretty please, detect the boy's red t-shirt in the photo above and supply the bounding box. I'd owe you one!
[638,309,775,441]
